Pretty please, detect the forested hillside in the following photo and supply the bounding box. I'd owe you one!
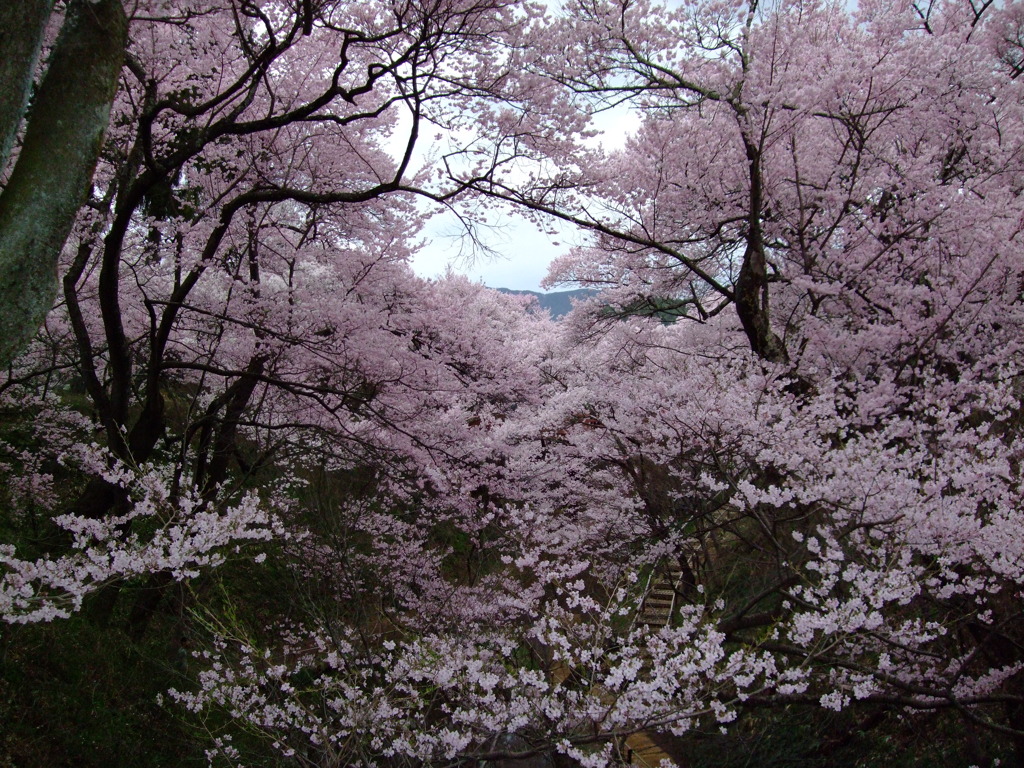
[496,289,599,318]
[1,1,1024,766]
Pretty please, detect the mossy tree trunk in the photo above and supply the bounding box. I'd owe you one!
[0,0,126,367]
[0,0,53,174]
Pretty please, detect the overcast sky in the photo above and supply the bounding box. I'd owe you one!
[406,106,640,293]
[409,210,571,292]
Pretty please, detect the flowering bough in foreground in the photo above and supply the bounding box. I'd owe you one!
[168,583,811,768]
[0,448,284,624]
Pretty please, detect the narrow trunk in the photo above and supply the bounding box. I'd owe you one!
[128,355,266,638]
[735,135,787,364]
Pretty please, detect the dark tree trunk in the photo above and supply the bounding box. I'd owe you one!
[0,0,126,366]
[0,0,53,174]
[735,136,787,364]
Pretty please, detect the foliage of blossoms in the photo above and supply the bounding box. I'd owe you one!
[2,0,1024,766]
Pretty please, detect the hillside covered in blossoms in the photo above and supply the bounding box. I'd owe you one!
[1,0,1024,766]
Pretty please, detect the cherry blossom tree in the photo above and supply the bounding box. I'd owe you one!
[3,0,1024,766]
[543,0,1024,759]
[402,0,1024,760]
[0,0,541,630]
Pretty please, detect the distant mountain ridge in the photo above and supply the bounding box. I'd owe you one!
[496,288,599,319]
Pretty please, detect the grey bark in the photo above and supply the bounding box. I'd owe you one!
[0,0,126,367]
[0,0,54,175]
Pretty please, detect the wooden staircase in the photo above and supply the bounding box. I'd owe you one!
[637,562,684,629]
[623,561,686,766]
[623,731,675,768]
[546,562,689,768]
